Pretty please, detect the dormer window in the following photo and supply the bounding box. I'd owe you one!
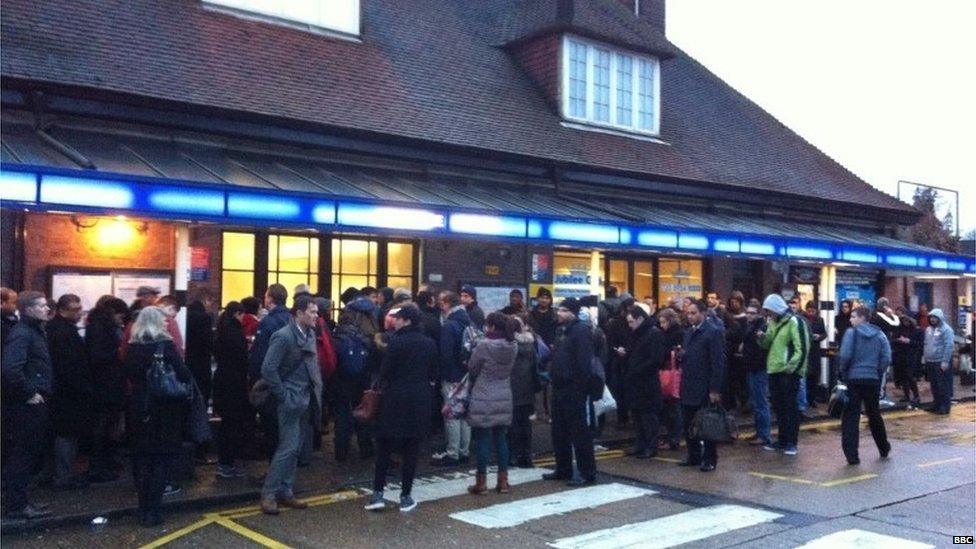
[204,0,360,37]
[562,35,660,135]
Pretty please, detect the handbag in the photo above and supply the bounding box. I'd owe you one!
[592,384,617,417]
[827,382,849,419]
[659,349,682,401]
[248,379,271,408]
[185,379,212,444]
[353,388,382,422]
[691,403,738,443]
[147,343,191,402]
[441,374,470,420]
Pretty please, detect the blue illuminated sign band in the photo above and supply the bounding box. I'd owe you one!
[0,171,38,202]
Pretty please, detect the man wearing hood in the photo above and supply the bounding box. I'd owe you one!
[923,308,955,414]
[838,306,891,464]
[432,291,472,466]
[760,294,809,456]
[460,285,485,331]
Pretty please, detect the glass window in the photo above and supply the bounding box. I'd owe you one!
[608,260,629,294]
[634,260,654,302]
[330,238,379,314]
[268,235,319,305]
[615,53,633,126]
[568,40,588,118]
[221,232,256,306]
[205,0,360,36]
[553,252,603,302]
[638,58,658,132]
[387,242,414,292]
[593,48,611,123]
[657,259,703,305]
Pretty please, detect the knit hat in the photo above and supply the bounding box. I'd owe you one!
[392,305,421,324]
[559,297,582,316]
[460,285,477,299]
[762,294,789,315]
[536,287,553,299]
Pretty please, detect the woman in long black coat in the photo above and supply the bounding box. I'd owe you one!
[85,297,128,482]
[125,306,191,527]
[365,306,437,512]
[622,305,665,459]
[47,302,94,488]
[212,302,250,478]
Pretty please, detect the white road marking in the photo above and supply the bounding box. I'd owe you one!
[794,529,935,549]
[382,467,550,503]
[450,483,656,528]
[548,504,782,548]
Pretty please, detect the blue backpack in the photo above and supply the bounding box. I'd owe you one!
[336,331,368,377]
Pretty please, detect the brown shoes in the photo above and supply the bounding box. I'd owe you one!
[495,471,510,494]
[467,473,488,495]
[260,497,279,515]
[277,496,308,509]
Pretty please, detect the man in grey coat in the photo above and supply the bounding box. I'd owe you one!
[260,295,323,515]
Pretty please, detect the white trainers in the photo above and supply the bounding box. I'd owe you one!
[364,491,385,511]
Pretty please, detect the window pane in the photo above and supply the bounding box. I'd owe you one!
[340,239,370,274]
[222,232,255,271]
[638,59,656,131]
[387,276,413,292]
[222,271,254,309]
[593,48,611,122]
[276,273,309,305]
[268,235,278,271]
[339,275,368,296]
[608,260,629,294]
[278,235,310,272]
[387,242,413,276]
[616,54,633,126]
[634,261,653,302]
[569,41,588,117]
[310,238,320,274]
[369,242,378,272]
[658,259,703,305]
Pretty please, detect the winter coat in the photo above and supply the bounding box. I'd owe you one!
[47,314,94,437]
[891,318,921,372]
[249,305,291,381]
[466,303,486,331]
[344,297,380,341]
[439,306,471,383]
[126,337,190,455]
[870,311,901,342]
[550,319,595,396]
[85,316,126,412]
[805,314,827,374]
[212,316,250,418]
[838,322,891,383]
[261,322,323,419]
[466,336,517,428]
[418,305,442,344]
[680,320,725,406]
[661,324,685,356]
[376,324,436,439]
[923,309,954,365]
[510,332,538,407]
[741,316,769,373]
[315,317,338,381]
[1,311,18,350]
[835,312,852,343]
[1,316,53,403]
[528,307,558,347]
[624,320,665,412]
[185,301,214,375]
[761,313,808,377]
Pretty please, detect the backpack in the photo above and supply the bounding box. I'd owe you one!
[785,313,809,374]
[461,324,485,361]
[336,330,368,377]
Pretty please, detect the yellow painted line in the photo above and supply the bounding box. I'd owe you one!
[748,472,816,485]
[818,473,877,487]
[222,490,363,520]
[652,456,681,464]
[138,517,215,549]
[214,517,292,549]
[917,457,965,468]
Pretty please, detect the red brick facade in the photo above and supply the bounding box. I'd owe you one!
[508,34,562,114]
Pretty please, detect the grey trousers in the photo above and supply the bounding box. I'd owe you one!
[262,403,309,499]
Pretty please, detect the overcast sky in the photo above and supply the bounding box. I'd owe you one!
[667,0,976,235]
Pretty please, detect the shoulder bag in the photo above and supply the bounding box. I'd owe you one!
[659,349,682,401]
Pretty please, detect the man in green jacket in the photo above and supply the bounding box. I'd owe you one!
[760,294,809,456]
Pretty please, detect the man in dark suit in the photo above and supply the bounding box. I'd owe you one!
[679,299,726,472]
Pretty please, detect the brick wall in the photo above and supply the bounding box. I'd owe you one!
[422,238,537,293]
[508,34,561,113]
[23,212,174,292]
[188,226,223,298]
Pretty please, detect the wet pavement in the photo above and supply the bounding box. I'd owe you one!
[5,401,972,548]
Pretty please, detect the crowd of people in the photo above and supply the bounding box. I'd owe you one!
[0,280,964,522]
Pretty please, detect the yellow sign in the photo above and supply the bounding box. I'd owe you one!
[485,265,500,276]
[658,259,703,304]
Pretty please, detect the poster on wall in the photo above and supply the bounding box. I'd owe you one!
[835,270,877,310]
[657,259,703,305]
[113,273,172,306]
[190,247,210,282]
[472,286,526,314]
[531,253,552,283]
[51,271,113,320]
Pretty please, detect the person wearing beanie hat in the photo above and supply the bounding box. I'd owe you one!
[460,285,485,331]
[543,295,597,486]
[760,293,809,456]
[529,288,558,348]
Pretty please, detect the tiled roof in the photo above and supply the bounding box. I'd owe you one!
[0,0,915,214]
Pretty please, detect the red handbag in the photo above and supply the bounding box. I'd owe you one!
[659,349,681,401]
[353,389,382,422]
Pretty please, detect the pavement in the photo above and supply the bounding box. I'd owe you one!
[2,375,974,543]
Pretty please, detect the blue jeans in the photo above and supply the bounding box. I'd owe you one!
[746,371,772,443]
[797,377,808,411]
[472,426,509,475]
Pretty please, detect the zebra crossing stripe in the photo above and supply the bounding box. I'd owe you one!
[794,529,934,549]
[548,504,782,548]
[450,483,656,528]
[381,467,549,503]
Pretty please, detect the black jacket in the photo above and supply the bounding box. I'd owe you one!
[126,338,191,455]
[551,319,594,395]
[528,307,559,347]
[212,317,250,418]
[680,321,726,406]
[439,307,471,383]
[418,305,442,345]
[1,316,53,403]
[466,303,486,331]
[377,325,436,439]
[742,316,769,373]
[86,315,126,412]
[185,301,214,373]
[624,320,665,411]
[805,314,827,374]
[47,314,94,437]
[1,311,18,349]
[835,313,852,343]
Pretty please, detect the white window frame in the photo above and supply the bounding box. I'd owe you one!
[561,34,661,137]
[203,0,361,39]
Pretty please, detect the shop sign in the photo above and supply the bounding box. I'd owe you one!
[657,259,703,304]
[531,253,552,283]
[789,266,820,284]
[835,270,878,310]
[485,265,500,276]
[190,246,210,282]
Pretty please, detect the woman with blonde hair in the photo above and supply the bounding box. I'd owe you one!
[125,306,191,527]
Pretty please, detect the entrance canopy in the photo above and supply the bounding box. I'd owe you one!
[1,115,971,274]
